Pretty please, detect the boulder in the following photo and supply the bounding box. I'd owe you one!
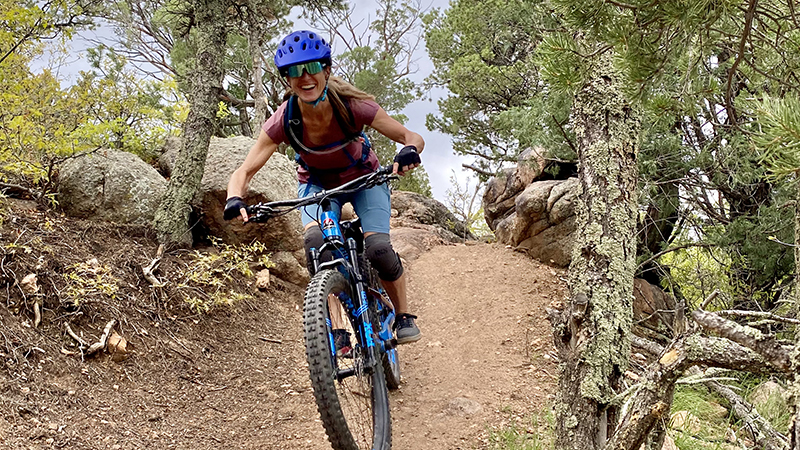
[58,149,166,225]
[390,190,473,241]
[491,178,578,267]
[748,380,788,409]
[388,190,473,262]
[483,147,547,230]
[194,136,302,253]
[633,278,677,342]
[483,147,579,267]
[390,227,450,263]
[156,136,182,178]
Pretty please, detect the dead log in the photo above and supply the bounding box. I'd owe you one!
[692,309,792,371]
[607,333,780,450]
[702,374,788,450]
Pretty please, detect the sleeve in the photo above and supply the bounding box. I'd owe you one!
[348,99,380,128]
[261,101,289,144]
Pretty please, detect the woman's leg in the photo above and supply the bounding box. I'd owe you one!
[298,183,347,330]
[354,184,421,344]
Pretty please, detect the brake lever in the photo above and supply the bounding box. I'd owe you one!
[245,204,276,223]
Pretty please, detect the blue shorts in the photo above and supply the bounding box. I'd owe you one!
[297,182,391,234]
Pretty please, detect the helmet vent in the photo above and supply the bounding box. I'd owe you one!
[315,44,319,49]
[302,43,307,50]
[288,46,294,53]
[293,36,300,42]
[309,33,315,39]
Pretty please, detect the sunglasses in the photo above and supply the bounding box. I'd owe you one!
[285,61,326,78]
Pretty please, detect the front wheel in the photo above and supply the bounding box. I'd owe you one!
[303,269,391,450]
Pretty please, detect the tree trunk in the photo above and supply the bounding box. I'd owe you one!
[152,0,227,248]
[249,23,267,129]
[551,52,640,450]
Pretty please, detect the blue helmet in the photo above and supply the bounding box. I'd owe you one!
[274,30,332,74]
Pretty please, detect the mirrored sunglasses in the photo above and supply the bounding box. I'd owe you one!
[285,61,325,78]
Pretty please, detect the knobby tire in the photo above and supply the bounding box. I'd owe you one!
[304,269,392,450]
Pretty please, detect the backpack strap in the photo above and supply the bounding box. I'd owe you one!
[283,95,372,170]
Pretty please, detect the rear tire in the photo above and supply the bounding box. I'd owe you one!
[304,269,392,450]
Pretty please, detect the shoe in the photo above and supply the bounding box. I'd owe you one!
[332,329,352,358]
[394,313,421,344]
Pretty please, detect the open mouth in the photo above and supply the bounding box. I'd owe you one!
[301,84,316,91]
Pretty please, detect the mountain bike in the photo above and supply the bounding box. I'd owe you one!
[246,166,401,450]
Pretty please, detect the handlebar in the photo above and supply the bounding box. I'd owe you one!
[244,165,397,223]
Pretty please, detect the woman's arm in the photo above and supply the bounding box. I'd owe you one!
[370,107,425,153]
[226,129,279,221]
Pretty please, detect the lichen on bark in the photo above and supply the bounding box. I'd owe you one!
[554,50,640,450]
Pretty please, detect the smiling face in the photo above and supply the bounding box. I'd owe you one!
[287,66,331,103]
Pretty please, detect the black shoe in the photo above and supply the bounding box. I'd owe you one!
[332,329,352,358]
[394,313,421,344]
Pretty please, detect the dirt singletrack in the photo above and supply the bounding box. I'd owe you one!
[0,230,565,449]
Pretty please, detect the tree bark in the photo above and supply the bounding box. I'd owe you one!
[551,51,640,450]
[152,0,227,248]
[249,21,267,129]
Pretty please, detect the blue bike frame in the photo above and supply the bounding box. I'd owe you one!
[310,200,396,376]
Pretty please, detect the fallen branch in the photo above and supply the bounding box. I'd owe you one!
[714,309,800,326]
[258,336,282,344]
[65,323,88,348]
[607,332,779,450]
[698,369,789,450]
[692,309,792,372]
[85,320,117,356]
[142,244,165,287]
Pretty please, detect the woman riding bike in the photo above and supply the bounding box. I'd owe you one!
[224,30,423,345]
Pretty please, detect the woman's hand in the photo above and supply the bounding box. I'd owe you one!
[393,145,421,176]
[224,196,249,222]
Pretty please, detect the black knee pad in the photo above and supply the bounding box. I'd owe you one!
[364,233,403,282]
[303,226,330,274]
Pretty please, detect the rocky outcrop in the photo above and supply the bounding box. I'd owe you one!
[483,147,577,267]
[58,149,167,225]
[489,178,578,267]
[156,136,182,178]
[483,147,547,231]
[389,190,472,262]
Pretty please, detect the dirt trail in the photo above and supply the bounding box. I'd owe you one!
[0,241,565,450]
[392,243,564,449]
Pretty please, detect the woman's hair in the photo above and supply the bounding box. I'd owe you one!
[285,75,375,134]
[327,76,375,133]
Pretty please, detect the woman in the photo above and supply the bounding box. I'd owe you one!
[224,30,423,345]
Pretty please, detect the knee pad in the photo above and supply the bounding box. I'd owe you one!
[364,233,403,282]
[303,226,330,274]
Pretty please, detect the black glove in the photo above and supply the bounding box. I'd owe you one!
[393,145,421,172]
[223,196,247,220]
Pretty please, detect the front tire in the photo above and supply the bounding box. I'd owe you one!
[304,269,392,450]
